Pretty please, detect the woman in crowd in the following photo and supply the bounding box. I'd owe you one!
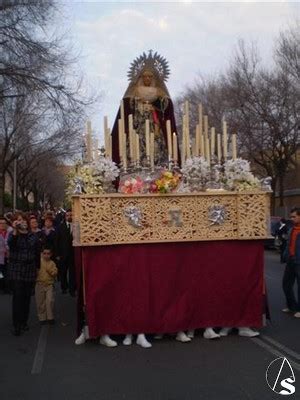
[7,214,40,336]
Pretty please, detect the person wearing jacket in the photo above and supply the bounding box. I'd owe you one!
[282,207,300,318]
[7,217,40,336]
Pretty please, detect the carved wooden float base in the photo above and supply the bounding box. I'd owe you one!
[72,191,271,246]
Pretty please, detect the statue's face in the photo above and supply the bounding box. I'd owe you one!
[142,70,154,87]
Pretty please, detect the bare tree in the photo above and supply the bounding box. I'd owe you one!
[175,34,300,213]
[0,1,97,212]
[225,40,300,210]
[175,75,229,141]
[276,22,300,83]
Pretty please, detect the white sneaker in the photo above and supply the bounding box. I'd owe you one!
[83,325,90,339]
[238,327,260,337]
[0,272,4,279]
[99,335,118,347]
[154,334,163,340]
[175,331,191,343]
[136,334,152,348]
[219,327,232,337]
[294,312,300,318]
[203,328,220,340]
[123,334,133,345]
[282,308,291,313]
[75,331,86,345]
[187,330,194,339]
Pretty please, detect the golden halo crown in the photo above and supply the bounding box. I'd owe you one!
[127,50,170,82]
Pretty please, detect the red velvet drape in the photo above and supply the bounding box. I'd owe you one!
[76,241,264,337]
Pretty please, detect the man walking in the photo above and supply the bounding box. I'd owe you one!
[282,207,300,318]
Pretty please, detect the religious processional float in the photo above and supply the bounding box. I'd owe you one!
[69,51,272,247]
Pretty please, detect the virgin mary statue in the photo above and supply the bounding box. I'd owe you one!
[111,51,178,167]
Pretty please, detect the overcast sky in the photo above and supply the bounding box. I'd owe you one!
[63,1,299,143]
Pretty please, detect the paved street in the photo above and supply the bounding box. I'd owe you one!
[0,250,299,400]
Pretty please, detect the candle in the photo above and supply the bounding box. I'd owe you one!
[232,133,237,160]
[86,120,92,162]
[118,119,123,161]
[131,128,136,163]
[145,119,150,158]
[192,138,196,158]
[217,133,221,163]
[204,115,208,138]
[150,131,154,169]
[182,116,186,163]
[223,120,228,159]
[210,127,215,156]
[166,120,172,159]
[200,134,204,157]
[173,132,178,162]
[195,124,200,157]
[94,138,99,161]
[199,104,203,154]
[198,103,203,128]
[135,131,140,164]
[128,114,133,161]
[122,126,127,170]
[107,128,111,159]
[206,137,210,167]
[103,116,109,158]
[120,100,125,135]
[184,108,191,159]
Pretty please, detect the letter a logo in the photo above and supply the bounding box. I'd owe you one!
[266,357,296,395]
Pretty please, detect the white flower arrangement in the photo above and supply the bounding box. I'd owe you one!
[223,158,260,191]
[92,156,120,181]
[66,162,104,198]
[181,156,210,181]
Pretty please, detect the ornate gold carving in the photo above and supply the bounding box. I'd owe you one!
[72,191,270,246]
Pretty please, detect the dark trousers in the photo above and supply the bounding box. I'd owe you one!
[282,259,300,312]
[11,280,34,329]
[280,240,287,263]
[60,256,76,293]
[0,262,10,293]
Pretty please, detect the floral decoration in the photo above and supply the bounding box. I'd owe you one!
[66,161,104,199]
[119,176,144,194]
[223,158,260,191]
[91,157,120,182]
[152,170,181,194]
[181,156,210,181]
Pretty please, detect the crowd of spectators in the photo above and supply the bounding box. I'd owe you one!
[0,209,75,336]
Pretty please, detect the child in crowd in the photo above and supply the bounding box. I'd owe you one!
[35,247,58,325]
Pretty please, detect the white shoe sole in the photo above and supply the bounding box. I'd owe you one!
[75,334,86,345]
[238,331,260,337]
[99,339,118,347]
[136,340,152,348]
[203,333,220,339]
